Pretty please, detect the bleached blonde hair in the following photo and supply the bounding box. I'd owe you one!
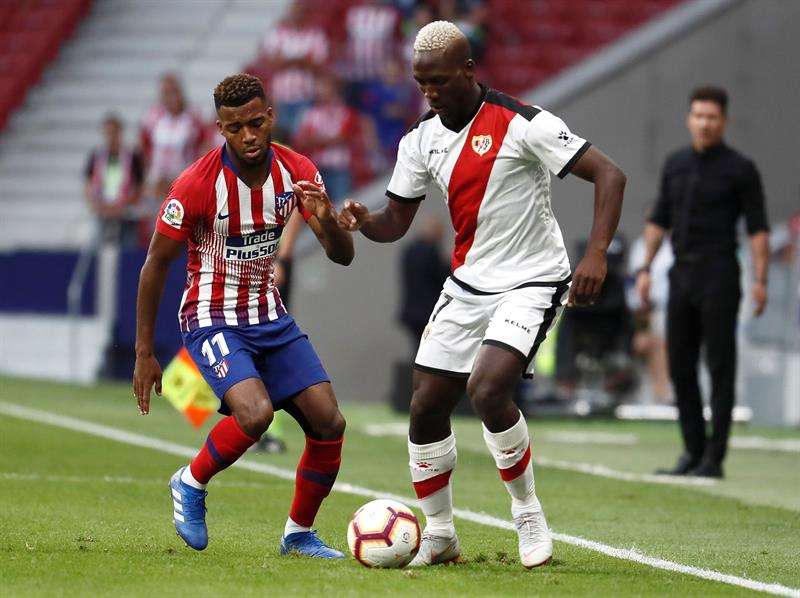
[413,20,466,52]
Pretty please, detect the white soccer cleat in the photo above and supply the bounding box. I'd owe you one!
[407,531,461,567]
[514,509,552,568]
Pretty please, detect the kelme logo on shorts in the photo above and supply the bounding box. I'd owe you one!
[161,198,184,229]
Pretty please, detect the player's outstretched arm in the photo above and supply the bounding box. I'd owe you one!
[293,181,354,266]
[338,198,420,243]
[133,232,184,415]
[568,145,627,307]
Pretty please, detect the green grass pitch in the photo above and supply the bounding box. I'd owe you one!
[0,376,798,596]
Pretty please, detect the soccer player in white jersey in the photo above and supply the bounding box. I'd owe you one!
[337,22,626,568]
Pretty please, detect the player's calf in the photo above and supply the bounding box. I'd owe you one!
[482,411,552,568]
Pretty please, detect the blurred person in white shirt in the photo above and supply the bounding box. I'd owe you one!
[629,215,674,404]
[260,0,330,137]
[140,73,206,201]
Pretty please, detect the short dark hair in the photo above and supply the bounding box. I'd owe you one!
[689,86,728,114]
[214,74,266,111]
[102,112,123,128]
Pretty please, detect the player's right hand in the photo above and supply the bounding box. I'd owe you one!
[636,270,651,310]
[338,200,370,231]
[133,353,162,416]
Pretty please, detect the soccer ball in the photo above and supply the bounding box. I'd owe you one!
[347,499,420,568]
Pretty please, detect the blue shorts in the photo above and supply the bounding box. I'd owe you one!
[182,315,330,414]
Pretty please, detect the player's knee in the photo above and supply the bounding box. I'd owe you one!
[467,377,507,419]
[324,409,347,439]
[309,406,346,440]
[237,400,274,438]
[409,389,445,423]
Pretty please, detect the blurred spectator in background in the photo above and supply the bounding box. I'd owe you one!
[628,210,674,404]
[556,237,635,399]
[359,57,417,160]
[438,0,488,60]
[401,3,435,66]
[259,0,330,138]
[343,0,402,110]
[84,113,144,248]
[293,76,364,202]
[140,73,205,201]
[398,216,450,354]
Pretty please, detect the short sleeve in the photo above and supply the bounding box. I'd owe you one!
[154,178,201,242]
[386,132,429,203]
[648,164,672,230]
[520,110,590,179]
[738,160,769,235]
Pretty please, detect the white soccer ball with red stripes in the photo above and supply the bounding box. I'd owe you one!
[347,499,420,568]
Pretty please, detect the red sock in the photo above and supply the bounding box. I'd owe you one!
[189,416,258,484]
[289,436,343,527]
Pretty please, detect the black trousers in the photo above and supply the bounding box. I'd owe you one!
[666,257,741,464]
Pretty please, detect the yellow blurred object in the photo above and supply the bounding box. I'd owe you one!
[161,348,219,428]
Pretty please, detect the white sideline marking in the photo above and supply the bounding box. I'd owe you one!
[0,471,277,490]
[1,402,797,598]
[542,431,639,446]
[730,436,800,453]
[362,423,715,487]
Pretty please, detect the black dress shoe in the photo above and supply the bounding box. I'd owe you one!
[249,433,287,454]
[689,460,724,479]
[654,453,700,476]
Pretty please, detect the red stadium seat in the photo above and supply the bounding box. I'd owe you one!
[0,0,92,132]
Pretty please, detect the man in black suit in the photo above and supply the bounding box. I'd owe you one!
[636,87,770,478]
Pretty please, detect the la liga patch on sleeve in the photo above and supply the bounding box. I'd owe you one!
[161,198,185,229]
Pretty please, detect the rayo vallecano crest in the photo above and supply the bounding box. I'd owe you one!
[471,134,492,156]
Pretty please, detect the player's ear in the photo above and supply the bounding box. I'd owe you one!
[215,119,223,135]
[266,105,275,127]
[464,59,475,78]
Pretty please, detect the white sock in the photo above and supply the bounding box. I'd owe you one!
[181,465,206,490]
[482,412,540,518]
[284,516,311,537]
[408,433,457,536]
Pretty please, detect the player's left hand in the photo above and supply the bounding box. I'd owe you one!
[293,181,337,223]
[568,250,607,307]
[133,353,162,415]
[751,280,767,317]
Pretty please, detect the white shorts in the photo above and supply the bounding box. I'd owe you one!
[414,277,570,379]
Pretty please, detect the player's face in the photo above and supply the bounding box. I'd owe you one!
[687,100,726,150]
[412,51,473,118]
[217,97,274,166]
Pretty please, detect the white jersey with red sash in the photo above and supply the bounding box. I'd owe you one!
[386,86,590,294]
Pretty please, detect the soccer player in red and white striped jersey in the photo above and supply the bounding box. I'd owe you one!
[133,74,354,557]
[339,22,627,568]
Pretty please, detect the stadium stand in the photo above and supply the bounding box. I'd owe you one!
[0,0,288,250]
[0,0,91,132]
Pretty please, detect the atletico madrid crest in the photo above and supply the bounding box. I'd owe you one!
[471,134,493,156]
[275,191,295,221]
[212,358,229,379]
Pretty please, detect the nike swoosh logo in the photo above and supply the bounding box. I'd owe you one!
[217,213,230,220]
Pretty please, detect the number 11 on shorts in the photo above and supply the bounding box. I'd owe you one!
[200,332,231,378]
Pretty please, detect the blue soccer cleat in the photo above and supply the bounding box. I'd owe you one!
[169,467,208,551]
[280,531,344,559]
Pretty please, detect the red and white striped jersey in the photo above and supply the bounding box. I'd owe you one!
[140,105,206,183]
[155,144,320,332]
[386,87,590,293]
[344,4,400,80]
[294,101,359,170]
[262,23,329,104]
